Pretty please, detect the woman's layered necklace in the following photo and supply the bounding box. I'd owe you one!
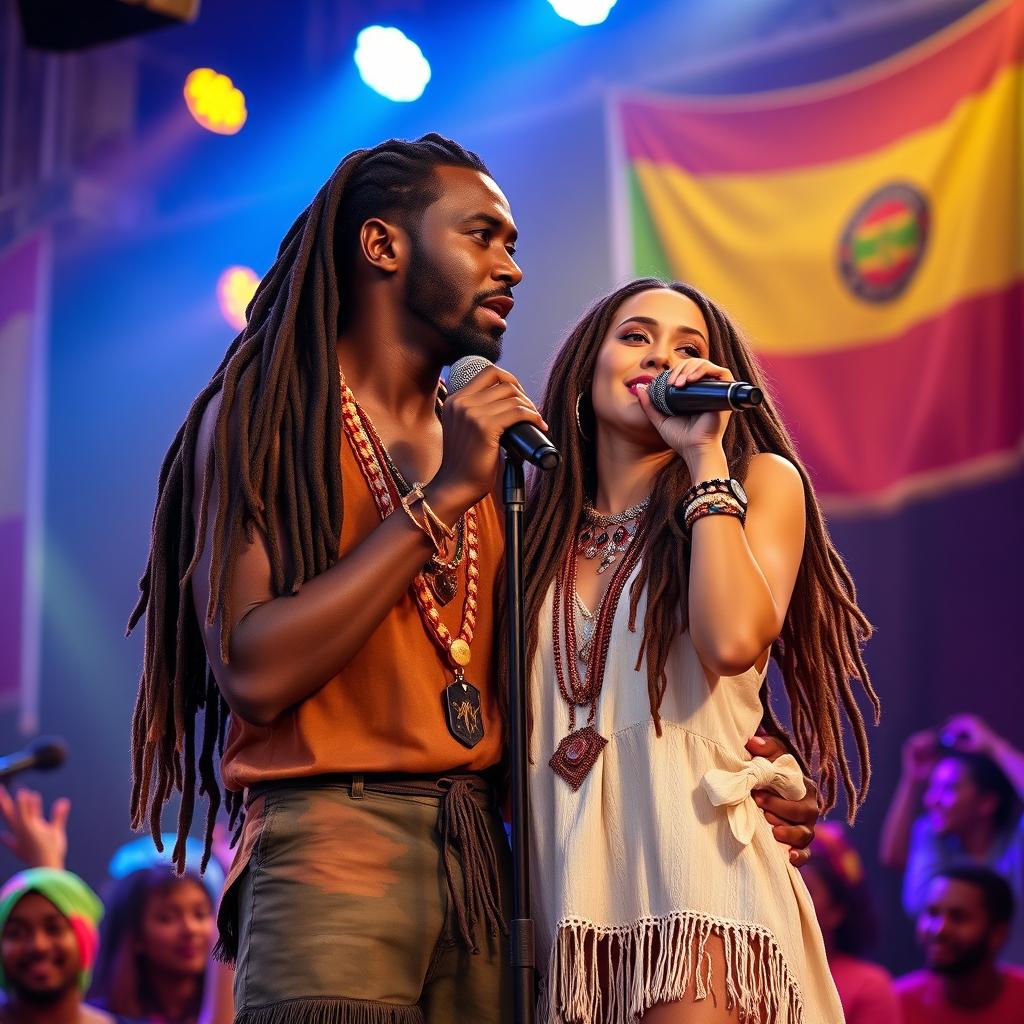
[549,497,650,790]
[573,497,650,660]
[339,370,485,749]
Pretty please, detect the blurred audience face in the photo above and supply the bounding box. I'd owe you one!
[917,875,1005,975]
[924,756,998,837]
[1,892,80,1002]
[138,879,214,979]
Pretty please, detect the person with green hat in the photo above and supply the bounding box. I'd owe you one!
[0,868,137,1024]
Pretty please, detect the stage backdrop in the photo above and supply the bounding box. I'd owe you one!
[0,0,1013,975]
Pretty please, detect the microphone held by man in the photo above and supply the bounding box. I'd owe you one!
[448,355,561,470]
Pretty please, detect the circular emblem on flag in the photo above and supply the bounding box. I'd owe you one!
[838,183,929,303]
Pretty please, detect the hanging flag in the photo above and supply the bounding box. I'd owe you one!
[612,0,1023,508]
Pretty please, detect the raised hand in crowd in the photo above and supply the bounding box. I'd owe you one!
[941,714,1024,798]
[0,785,69,870]
[879,729,938,870]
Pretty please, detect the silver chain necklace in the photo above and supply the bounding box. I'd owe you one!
[582,496,651,527]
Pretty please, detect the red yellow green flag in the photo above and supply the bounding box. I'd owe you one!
[612,0,1023,509]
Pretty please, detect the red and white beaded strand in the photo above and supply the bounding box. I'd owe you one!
[338,370,479,672]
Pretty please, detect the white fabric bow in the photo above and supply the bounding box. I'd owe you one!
[701,754,806,846]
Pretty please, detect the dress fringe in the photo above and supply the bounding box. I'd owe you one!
[539,911,805,1024]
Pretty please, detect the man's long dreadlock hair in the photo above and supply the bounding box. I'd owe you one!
[519,279,880,818]
[127,135,490,869]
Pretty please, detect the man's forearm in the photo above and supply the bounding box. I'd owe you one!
[206,483,467,726]
[880,777,924,869]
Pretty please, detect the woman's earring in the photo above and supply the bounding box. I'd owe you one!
[575,393,591,440]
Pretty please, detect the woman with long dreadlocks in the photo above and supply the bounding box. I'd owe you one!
[523,280,880,1023]
[127,134,545,1022]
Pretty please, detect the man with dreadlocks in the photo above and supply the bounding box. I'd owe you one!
[129,135,819,1022]
[128,134,546,1021]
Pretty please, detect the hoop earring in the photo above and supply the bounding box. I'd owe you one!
[575,393,591,441]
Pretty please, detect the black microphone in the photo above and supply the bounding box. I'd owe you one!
[0,736,68,781]
[447,356,561,471]
[647,370,763,415]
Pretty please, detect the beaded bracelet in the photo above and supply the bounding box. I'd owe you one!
[684,491,745,521]
[680,478,735,508]
[686,498,746,531]
[684,492,745,526]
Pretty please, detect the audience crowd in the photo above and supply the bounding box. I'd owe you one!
[0,711,1021,1022]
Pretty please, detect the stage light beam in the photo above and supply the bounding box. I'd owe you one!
[184,68,247,135]
[217,266,260,331]
[547,0,618,26]
[353,26,431,102]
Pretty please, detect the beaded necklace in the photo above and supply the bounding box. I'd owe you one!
[359,408,465,606]
[549,514,649,789]
[338,370,485,748]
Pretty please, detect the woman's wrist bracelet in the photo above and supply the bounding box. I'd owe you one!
[681,477,747,508]
[684,493,745,523]
[679,476,749,531]
[685,499,746,531]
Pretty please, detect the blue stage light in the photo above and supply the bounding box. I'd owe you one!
[547,0,617,26]
[354,26,431,102]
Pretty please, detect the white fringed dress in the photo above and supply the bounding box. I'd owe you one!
[529,564,843,1023]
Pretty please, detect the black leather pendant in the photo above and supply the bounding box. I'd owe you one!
[444,679,485,748]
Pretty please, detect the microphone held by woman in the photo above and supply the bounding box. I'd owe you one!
[648,370,763,415]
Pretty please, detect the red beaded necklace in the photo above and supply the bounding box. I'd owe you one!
[548,516,648,790]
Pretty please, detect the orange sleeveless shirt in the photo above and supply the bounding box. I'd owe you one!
[220,433,505,790]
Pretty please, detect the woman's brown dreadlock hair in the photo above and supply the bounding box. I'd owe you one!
[126,134,490,869]
[520,279,880,819]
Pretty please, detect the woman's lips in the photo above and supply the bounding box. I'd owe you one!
[625,375,655,396]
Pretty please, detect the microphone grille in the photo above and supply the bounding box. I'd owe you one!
[647,370,673,416]
[447,356,493,394]
[28,736,68,771]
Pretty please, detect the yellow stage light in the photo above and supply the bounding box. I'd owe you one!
[184,68,247,135]
[217,266,259,331]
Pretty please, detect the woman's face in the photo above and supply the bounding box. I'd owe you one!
[137,879,214,978]
[590,288,711,447]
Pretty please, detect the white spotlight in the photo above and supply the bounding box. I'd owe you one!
[547,0,618,26]
[354,26,431,102]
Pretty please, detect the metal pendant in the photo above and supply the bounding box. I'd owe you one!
[549,725,607,790]
[444,677,484,748]
[424,566,458,606]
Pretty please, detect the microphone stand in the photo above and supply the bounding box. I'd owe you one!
[504,454,535,1024]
